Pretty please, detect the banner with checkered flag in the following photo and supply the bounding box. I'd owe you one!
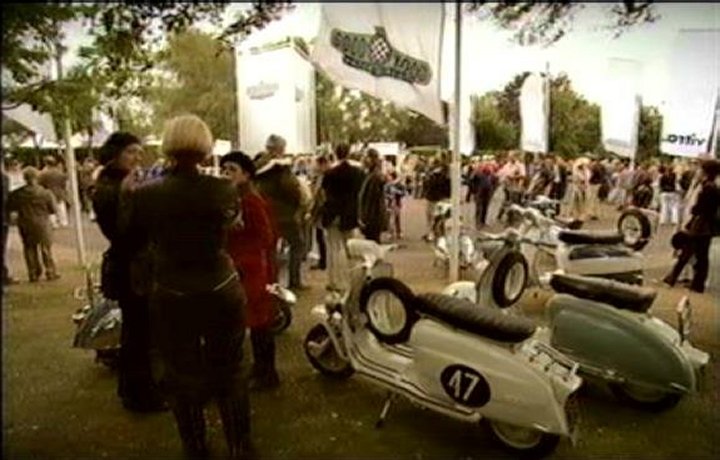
[311,3,444,124]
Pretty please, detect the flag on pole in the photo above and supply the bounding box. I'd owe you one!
[660,29,720,158]
[601,58,642,159]
[519,73,549,153]
[311,3,445,124]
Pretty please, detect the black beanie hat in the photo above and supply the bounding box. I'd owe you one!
[220,151,256,178]
[99,132,141,166]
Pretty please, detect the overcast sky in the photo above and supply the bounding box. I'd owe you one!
[61,2,719,108]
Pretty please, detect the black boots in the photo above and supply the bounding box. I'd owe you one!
[218,393,254,459]
[173,404,209,459]
[249,329,279,390]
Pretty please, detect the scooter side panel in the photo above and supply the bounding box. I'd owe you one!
[407,319,571,435]
[548,294,695,392]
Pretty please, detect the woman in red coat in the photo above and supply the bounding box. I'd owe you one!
[221,151,280,390]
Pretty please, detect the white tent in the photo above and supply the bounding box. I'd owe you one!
[2,103,57,143]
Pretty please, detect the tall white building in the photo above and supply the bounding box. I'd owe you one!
[236,39,317,156]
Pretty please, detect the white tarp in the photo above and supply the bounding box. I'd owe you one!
[311,3,444,124]
[237,42,317,155]
[660,29,720,158]
[2,103,57,143]
[601,58,642,159]
[519,73,549,153]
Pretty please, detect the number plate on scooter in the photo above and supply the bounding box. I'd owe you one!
[440,365,491,408]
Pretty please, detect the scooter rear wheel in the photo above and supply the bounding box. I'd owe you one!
[488,419,560,457]
[269,301,292,335]
[617,209,651,251]
[304,325,354,379]
[610,383,682,412]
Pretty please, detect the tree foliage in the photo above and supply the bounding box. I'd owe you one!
[150,30,236,141]
[637,105,662,162]
[471,93,518,151]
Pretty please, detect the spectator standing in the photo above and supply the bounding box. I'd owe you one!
[123,115,251,458]
[659,164,680,225]
[254,135,306,290]
[7,167,59,282]
[569,159,589,219]
[222,151,280,391]
[320,144,366,292]
[359,149,388,243]
[471,160,497,228]
[2,163,18,285]
[663,159,720,293]
[385,171,407,240]
[92,132,165,413]
[422,158,451,240]
[309,155,331,270]
[587,158,606,220]
[38,156,69,228]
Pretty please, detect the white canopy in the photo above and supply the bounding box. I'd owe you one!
[2,103,57,143]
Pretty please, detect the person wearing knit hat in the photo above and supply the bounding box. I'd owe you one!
[221,150,280,390]
[92,131,167,415]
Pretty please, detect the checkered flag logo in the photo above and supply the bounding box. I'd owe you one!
[370,37,391,63]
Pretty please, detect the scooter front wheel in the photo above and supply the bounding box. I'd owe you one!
[269,301,292,335]
[609,383,682,412]
[488,420,560,457]
[304,325,354,379]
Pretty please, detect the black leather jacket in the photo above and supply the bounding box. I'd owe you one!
[122,168,240,293]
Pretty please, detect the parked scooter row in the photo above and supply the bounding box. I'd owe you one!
[303,239,581,457]
[443,227,709,412]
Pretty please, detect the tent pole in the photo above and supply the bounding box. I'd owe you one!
[449,0,462,282]
[55,41,87,267]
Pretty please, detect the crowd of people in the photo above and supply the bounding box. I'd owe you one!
[2,118,719,457]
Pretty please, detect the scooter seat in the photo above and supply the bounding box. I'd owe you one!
[414,293,536,343]
[555,217,584,230]
[550,274,655,313]
[557,229,624,245]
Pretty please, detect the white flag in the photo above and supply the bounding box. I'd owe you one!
[601,58,642,159]
[660,30,720,158]
[312,3,444,124]
[520,73,549,153]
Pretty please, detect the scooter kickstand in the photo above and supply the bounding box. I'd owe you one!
[375,392,395,429]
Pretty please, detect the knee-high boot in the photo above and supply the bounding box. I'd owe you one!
[218,391,253,459]
[172,403,208,459]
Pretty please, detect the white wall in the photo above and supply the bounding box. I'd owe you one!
[236,43,317,156]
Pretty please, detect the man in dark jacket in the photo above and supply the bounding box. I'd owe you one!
[254,134,305,289]
[38,155,69,228]
[2,163,17,285]
[423,158,451,240]
[321,143,366,291]
[358,149,388,242]
[7,167,59,282]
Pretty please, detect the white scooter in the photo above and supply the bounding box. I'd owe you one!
[303,239,582,457]
[512,205,645,286]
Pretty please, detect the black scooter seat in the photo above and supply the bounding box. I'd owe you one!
[555,217,584,230]
[550,273,656,313]
[557,229,624,245]
[414,294,536,343]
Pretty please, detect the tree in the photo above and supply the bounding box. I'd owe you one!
[150,30,236,141]
[547,74,601,157]
[471,93,518,151]
[396,113,448,148]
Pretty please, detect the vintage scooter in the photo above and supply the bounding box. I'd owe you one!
[443,230,710,411]
[72,268,297,369]
[512,205,646,285]
[303,239,582,457]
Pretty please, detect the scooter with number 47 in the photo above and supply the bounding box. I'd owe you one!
[303,239,582,457]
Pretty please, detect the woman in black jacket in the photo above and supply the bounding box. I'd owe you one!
[92,132,166,413]
[664,159,720,293]
[359,149,388,243]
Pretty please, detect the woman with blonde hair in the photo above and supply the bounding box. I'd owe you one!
[122,115,252,458]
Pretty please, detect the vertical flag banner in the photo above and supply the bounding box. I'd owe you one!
[520,73,549,153]
[312,3,444,124]
[602,58,642,159]
[660,29,720,158]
